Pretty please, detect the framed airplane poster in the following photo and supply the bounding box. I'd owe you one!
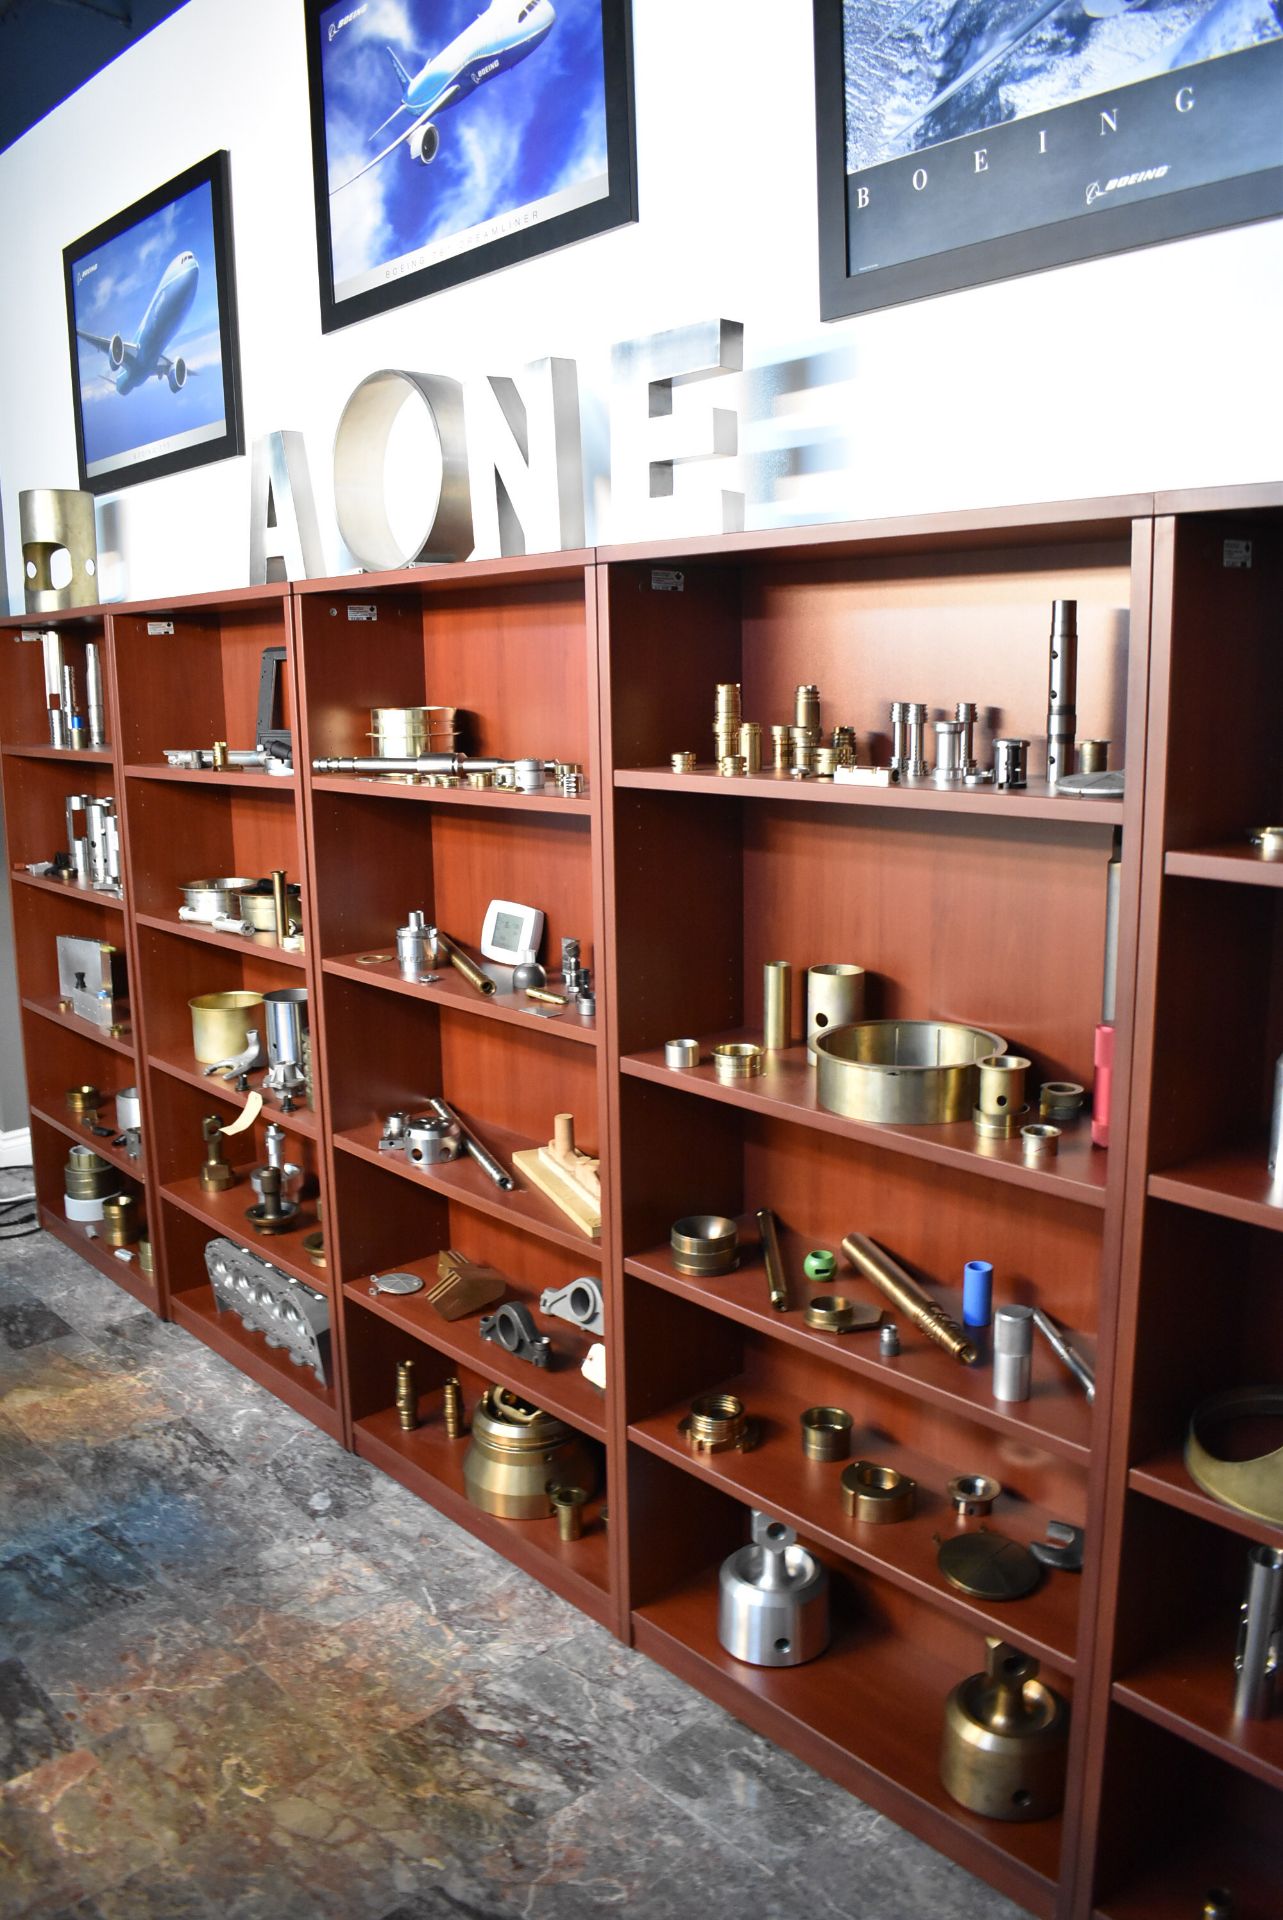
[305,0,638,333]
[63,151,245,494]
[814,0,1283,321]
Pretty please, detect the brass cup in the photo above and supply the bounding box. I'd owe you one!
[189,991,265,1063]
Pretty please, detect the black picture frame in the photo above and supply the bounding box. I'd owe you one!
[305,0,637,334]
[814,0,1283,323]
[62,151,245,496]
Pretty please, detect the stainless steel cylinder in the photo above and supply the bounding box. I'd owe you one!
[890,701,909,774]
[264,988,308,1067]
[397,910,431,978]
[85,643,105,749]
[1232,1543,1283,1720]
[1102,849,1122,1025]
[763,961,791,1051]
[955,702,978,773]
[993,1304,1033,1403]
[932,721,964,784]
[664,1037,700,1070]
[1022,1122,1061,1160]
[405,1116,462,1165]
[1046,599,1078,790]
[1269,1055,1283,1179]
[718,1512,830,1668]
[977,1054,1030,1117]
[905,702,928,778]
[1079,739,1110,774]
[180,878,257,923]
[994,738,1029,789]
[806,964,866,1066]
[514,758,544,793]
[240,882,301,932]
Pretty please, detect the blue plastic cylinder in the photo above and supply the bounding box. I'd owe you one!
[963,1260,993,1327]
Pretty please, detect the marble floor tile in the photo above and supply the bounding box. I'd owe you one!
[0,1659,74,1785]
[0,1301,76,1352]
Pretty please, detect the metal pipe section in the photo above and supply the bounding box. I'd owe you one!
[1102,844,1122,1025]
[993,1305,1033,1402]
[1030,1306,1096,1402]
[841,1232,978,1365]
[763,961,790,1051]
[311,754,554,775]
[434,928,496,996]
[429,1097,515,1190]
[85,642,105,749]
[1232,1543,1283,1721]
[757,1208,791,1313]
[1045,599,1078,790]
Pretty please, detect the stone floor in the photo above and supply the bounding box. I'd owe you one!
[0,1172,1024,1920]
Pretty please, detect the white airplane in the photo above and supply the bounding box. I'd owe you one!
[76,250,199,395]
[335,0,556,192]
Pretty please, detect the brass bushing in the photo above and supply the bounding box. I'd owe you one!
[670,1214,739,1276]
[949,1473,1002,1517]
[972,1104,1028,1139]
[712,1042,764,1083]
[100,1195,137,1247]
[550,1484,588,1541]
[462,1386,594,1520]
[679,1392,759,1454]
[189,990,265,1064]
[137,1239,154,1277]
[1021,1123,1061,1161]
[841,1461,917,1524]
[66,1083,102,1117]
[64,1146,118,1199]
[805,1295,860,1332]
[976,1054,1031,1117]
[671,752,696,774]
[718,755,746,778]
[1039,1082,1084,1120]
[466,770,494,790]
[800,1406,853,1461]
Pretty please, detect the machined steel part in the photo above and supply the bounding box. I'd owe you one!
[671,751,696,773]
[206,1236,330,1382]
[718,1510,830,1668]
[1045,599,1079,791]
[817,1019,1005,1125]
[932,720,965,784]
[948,1473,1002,1517]
[680,1392,759,1454]
[670,1214,739,1276]
[405,1115,463,1166]
[804,1294,880,1334]
[889,701,910,774]
[842,1232,978,1365]
[244,1165,299,1236]
[540,1276,604,1335]
[841,1460,917,1523]
[1233,1543,1283,1721]
[367,1271,425,1298]
[664,1037,700,1070]
[1079,738,1110,774]
[57,934,127,1027]
[478,1302,551,1368]
[199,1114,236,1192]
[1021,1123,1061,1160]
[994,738,1029,789]
[977,1054,1030,1118]
[310,754,545,776]
[1029,1522,1086,1573]
[100,1195,137,1248]
[1030,1308,1095,1402]
[937,1532,1043,1602]
[955,702,978,773]
[800,1406,853,1461]
[1039,1081,1085,1119]
[550,1484,589,1541]
[993,1304,1034,1403]
[806,964,866,1066]
[904,702,929,778]
[1270,1054,1283,1179]
[66,1083,101,1117]
[462,1385,595,1519]
[880,1321,901,1357]
[940,1639,1069,1823]
[397,908,433,977]
[429,1098,514,1189]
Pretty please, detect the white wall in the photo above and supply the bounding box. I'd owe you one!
[0,0,1280,605]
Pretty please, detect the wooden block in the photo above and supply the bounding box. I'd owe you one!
[512,1146,601,1237]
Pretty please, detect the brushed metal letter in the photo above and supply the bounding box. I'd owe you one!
[249,431,325,584]
[467,357,584,557]
[610,318,744,537]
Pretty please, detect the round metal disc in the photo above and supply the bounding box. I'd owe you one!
[937,1532,1042,1601]
[368,1271,425,1296]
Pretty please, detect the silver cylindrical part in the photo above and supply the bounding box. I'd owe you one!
[514,758,544,793]
[61,663,78,731]
[1233,1544,1283,1721]
[806,963,866,1066]
[429,1097,514,1190]
[955,702,978,773]
[994,738,1029,789]
[932,720,964,784]
[114,1086,142,1131]
[890,702,909,774]
[1268,1056,1283,1180]
[397,910,431,979]
[717,1512,830,1668]
[311,754,521,775]
[264,988,308,1066]
[993,1304,1033,1403]
[1046,599,1078,790]
[905,702,928,778]
[1030,1307,1096,1403]
[763,961,791,1051]
[977,1053,1030,1117]
[85,643,105,749]
[86,800,111,889]
[1102,849,1122,1025]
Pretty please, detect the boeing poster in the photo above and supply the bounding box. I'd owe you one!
[307,0,636,331]
[815,0,1283,318]
[63,153,244,494]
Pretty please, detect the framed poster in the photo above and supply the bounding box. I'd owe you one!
[305,0,637,333]
[815,0,1283,321]
[62,151,244,494]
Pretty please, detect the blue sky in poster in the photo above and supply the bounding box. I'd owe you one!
[71,182,226,466]
[319,0,608,283]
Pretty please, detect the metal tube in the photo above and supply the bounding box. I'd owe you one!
[271,868,289,944]
[841,1232,978,1366]
[429,1097,515,1190]
[905,703,928,778]
[85,643,105,749]
[1269,1054,1283,1179]
[757,1208,791,1313]
[310,754,549,775]
[1046,599,1078,790]
[435,928,496,996]
[1030,1306,1096,1402]
[1233,1543,1283,1721]
[932,721,964,784]
[993,1305,1033,1402]
[61,663,78,731]
[889,702,909,774]
[1102,845,1122,1025]
[955,701,978,773]
[763,961,790,1051]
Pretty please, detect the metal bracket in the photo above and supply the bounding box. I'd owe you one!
[1029,1521,1086,1573]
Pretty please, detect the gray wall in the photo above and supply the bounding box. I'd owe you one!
[0,492,29,1134]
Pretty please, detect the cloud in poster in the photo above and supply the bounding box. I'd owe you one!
[319,0,609,284]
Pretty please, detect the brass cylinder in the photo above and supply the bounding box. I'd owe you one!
[396,1360,418,1432]
[713,1042,763,1082]
[670,1214,739,1276]
[681,1392,753,1454]
[551,1484,588,1541]
[738,722,761,774]
[66,1083,101,1117]
[138,1239,154,1277]
[806,965,866,1065]
[462,1386,595,1518]
[718,754,746,778]
[100,1194,137,1247]
[211,740,229,770]
[801,1406,853,1461]
[189,991,265,1063]
[757,1206,790,1312]
[438,930,497,996]
[977,1054,1030,1117]
[271,868,289,944]
[842,1232,978,1366]
[763,961,791,1051]
[442,1375,465,1439]
[841,1460,917,1523]
[1079,739,1110,774]
[671,752,696,774]
[63,1145,118,1199]
[770,724,792,771]
[940,1639,1070,1821]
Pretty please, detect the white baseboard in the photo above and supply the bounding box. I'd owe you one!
[0,1126,32,1169]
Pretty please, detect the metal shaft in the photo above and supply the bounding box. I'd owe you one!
[310,754,550,775]
[1102,845,1122,1025]
[889,702,909,774]
[1031,1307,1096,1402]
[1046,599,1078,790]
[271,868,289,944]
[85,643,105,749]
[905,703,928,778]
[841,1232,977,1365]
[435,928,496,997]
[429,1097,514,1190]
[1269,1053,1283,1180]
[1233,1543,1283,1720]
[763,961,790,1051]
[955,701,977,773]
[757,1208,791,1313]
[61,663,78,730]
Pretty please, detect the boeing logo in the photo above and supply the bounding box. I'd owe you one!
[1086,164,1169,205]
[329,5,366,43]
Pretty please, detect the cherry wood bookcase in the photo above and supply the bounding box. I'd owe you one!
[2,487,1279,1919]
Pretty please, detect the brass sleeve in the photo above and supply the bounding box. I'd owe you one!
[437,929,497,996]
[841,1232,978,1366]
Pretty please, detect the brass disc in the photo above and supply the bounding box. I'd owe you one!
[937,1531,1042,1601]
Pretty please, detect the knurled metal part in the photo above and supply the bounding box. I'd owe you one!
[679,1392,760,1454]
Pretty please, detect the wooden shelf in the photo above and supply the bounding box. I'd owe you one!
[1113,1619,1283,1792]
[335,1117,602,1259]
[1127,1451,1283,1555]
[124,764,296,791]
[136,909,306,969]
[622,1039,1109,1209]
[146,1052,319,1139]
[354,1406,612,1628]
[10,870,124,911]
[633,1569,1061,1918]
[1164,845,1283,888]
[30,1102,146,1186]
[311,775,590,815]
[1148,1144,1283,1232]
[345,1278,606,1440]
[2,743,113,765]
[161,1177,329,1294]
[616,766,1124,826]
[323,951,594,1043]
[630,1372,1081,1673]
[23,996,134,1057]
[169,1283,341,1441]
[625,1236,1094,1465]
[38,1205,155,1310]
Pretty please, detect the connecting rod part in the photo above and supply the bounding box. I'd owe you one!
[757,1207,791,1313]
[428,1098,514,1189]
[841,1232,978,1366]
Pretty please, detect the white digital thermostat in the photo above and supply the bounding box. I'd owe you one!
[480,899,544,967]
